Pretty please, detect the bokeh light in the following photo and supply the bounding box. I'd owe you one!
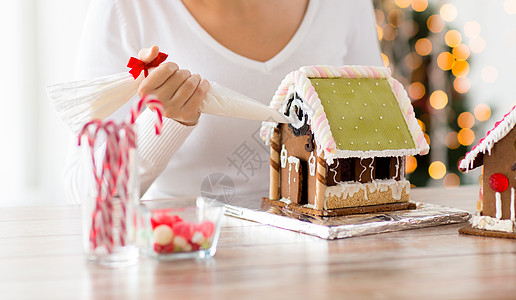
[406,156,418,174]
[443,173,460,188]
[409,82,426,100]
[458,128,475,146]
[427,15,445,33]
[417,118,426,132]
[469,36,486,53]
[383,24,398,41]
[415,38,432,56]
[437,52,455,70]
[412,0,428,12]
[445,132,460,149]
[377,25,384,41]
[452,60,470,78]
[381,53,390,67]
[440,4,457,22]
[445,30,462,48]
[452,44,470,60]
[429,90,448,110]
[481,66,499,83]
[504,0,516,14]
[464,21,481,38]
[388,9,405,28]
[429,161,447,179]
[474,103,491,121]
[395,0,412,8]
[405,52,423,70]
[458,112,475,129]
[453,77,471,94]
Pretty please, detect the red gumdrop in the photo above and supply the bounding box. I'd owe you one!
[154,243,164,254]
[173,221,194,240]
[196,221,215,238]
[151,210,183,229]
[489,173,509,193]
[161,243,176,254]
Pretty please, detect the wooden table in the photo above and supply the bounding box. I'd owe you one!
[1,186,516,299]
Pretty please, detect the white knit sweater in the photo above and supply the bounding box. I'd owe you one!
[64,0,382,203]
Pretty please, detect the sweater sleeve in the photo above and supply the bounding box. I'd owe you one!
[344,0,383,67]
[63,0,195,203]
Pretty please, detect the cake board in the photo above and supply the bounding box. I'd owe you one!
[223,197,471,240]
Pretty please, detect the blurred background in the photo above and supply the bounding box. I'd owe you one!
[1,0,515,206]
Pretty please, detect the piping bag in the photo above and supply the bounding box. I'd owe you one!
[47,52,292,134]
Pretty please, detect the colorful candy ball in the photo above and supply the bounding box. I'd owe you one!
[153,224,173,246]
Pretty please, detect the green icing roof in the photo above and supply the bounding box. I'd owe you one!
[310,78,416,152]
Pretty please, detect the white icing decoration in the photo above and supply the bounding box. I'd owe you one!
[324,179,410,206]
[309,152,316,176]
[459,106,516,172]
[359,159,367,181]
[512,188,515,221]
[330,159,340,183]
[471,215,515,233]
[280,145,287,168]
[368,159,375,181]
[496,192,502,219]
[394,157,400,179]
[288,156,300,172]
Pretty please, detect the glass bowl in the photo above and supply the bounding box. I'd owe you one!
[137,197,224,260]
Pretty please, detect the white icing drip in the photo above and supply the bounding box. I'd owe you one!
[460,107,516,172]
[280,145,287,168]
[512,188,515,221]
[496,192,502,219]
[308,152,316,176]
[287,156,300,173]
[394,156,400,179]
[368,159,375,181]
[359,158,367,181]
[324,179,410,204]
[330,159,340,183]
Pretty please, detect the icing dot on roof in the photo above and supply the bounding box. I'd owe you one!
[379,116,383,119]
[359,116,363,120]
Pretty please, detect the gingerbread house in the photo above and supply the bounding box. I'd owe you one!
[261,65,429,216]
[459,105,516,237]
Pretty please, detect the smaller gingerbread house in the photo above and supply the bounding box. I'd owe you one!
[261,65,429,216]
[459,105,516,236]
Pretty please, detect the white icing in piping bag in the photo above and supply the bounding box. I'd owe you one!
[47,72,293,134]
[203,81,292,124]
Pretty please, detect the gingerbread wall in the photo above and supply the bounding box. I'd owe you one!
[279,123,318,206]
[482,127,516,219]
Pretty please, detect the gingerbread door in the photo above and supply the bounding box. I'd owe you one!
[287,156,303,204]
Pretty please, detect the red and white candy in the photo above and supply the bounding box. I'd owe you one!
[150,209,216,254]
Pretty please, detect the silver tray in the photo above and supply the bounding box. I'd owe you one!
[224,198,471,240]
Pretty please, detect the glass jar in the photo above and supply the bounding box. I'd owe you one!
[79,137,140,267]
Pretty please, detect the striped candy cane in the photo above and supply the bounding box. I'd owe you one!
[78,95,164,254]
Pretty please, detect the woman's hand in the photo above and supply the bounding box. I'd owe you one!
[137,45,210,126]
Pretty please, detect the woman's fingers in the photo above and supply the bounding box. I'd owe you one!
[138,45,160,63]
[138,62,180,97]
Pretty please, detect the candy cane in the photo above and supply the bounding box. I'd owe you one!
[78,95,164,254]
